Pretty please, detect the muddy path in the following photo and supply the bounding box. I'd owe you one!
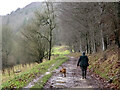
[44,56,107,89]
[24,58,60,88]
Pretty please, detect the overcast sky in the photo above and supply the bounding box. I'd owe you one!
[0,0,44,15]
[0,0,118,15]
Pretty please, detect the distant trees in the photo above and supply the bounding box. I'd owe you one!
[2,2,56,70]
[22,2,56,62]
[2,25,15,75]
[2,25,13,69]
[57,2,119,53]
[2,2,119,71]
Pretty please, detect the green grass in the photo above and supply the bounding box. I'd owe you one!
[2,46,69,89]
[95,70,108,79]
[2,63,38,83]
[31,73,52,89]
[52,46,70,55]
[31,55,68,89]
[53,50,70,55]
[2,55,68,88]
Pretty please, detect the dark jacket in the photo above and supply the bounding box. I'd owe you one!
[77,55,89,67]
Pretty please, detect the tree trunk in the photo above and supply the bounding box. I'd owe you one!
[99,3,106,51]
[2,69,5,75]
[85,33,89,53]
[48,29,52,60]
[8,69,10,76]
[89,40,92,54]
[79,39,82,53]
[117,2,120,48]
[93,30,97,53]
[101,26,105,51]
[104,37,107,50]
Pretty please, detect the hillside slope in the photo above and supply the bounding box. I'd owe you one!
[2,2,43,33]
[69,45,120,89]
[88,46,120,88]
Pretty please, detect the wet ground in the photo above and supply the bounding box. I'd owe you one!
[44,56,106,89]
[24,60,59,88]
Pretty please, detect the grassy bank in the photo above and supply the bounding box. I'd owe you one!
[69,46,120,88]
[88,46,120,88]
[2,46,70,88]
[2,63,39,83]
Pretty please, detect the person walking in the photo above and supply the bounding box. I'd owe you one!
[77,51,89,79]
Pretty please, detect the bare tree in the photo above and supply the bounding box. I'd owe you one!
[57,2,119,53]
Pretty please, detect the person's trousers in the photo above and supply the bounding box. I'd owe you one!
[80,66,87,78]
